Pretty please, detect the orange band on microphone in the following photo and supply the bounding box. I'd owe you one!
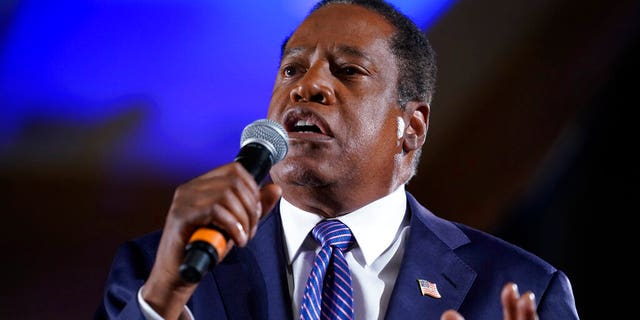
[188,228,228,258]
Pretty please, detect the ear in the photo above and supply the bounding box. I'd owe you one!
[403,102,429,153]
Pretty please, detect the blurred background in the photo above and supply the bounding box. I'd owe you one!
[1,0,637,318]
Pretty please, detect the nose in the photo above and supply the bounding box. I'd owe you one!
[289,64,336,105]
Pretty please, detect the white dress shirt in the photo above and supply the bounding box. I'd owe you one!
[281,185,409,320]
[139,185,410,320]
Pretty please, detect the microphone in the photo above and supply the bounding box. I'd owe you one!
[179,119,289,283]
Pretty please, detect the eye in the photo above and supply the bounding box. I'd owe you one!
[340,66,358,76]
[282,65,300,78]
[335,65,365,77]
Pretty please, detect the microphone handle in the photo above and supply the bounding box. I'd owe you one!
[234,142,273,183]
[179,143,273,283]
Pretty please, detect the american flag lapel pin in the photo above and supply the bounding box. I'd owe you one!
[417,279,442,299]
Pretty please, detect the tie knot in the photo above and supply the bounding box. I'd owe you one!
[312,220,354,252]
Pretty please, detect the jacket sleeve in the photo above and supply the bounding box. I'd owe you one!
[94,237,158,320]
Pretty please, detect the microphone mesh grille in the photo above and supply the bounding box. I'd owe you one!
[240,119,289,163]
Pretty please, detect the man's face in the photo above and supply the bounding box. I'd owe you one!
[267,4,407,209]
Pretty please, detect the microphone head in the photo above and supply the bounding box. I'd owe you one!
[240,119,289,164]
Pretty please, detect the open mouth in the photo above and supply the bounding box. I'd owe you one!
[291,120,323,133]
[282,109,332,137]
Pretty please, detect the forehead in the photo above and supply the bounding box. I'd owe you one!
[285,4,397,57]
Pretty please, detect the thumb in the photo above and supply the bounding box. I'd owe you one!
[258,183,282,218]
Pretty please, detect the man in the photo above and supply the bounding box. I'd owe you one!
[96,0,579,319]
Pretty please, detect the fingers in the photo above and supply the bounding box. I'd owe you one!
[501,282,520,320]
[440,310,465,320]
[441,283,538,320]
[168,162,261,247]
[142,162,280,318]
[517,291,538,320]
[501,282,538,320]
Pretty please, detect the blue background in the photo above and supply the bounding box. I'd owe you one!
[1,0,452,179]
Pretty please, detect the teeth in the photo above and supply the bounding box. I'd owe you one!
[295,120,314,127]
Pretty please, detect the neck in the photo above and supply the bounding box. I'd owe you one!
[280,183,405,218]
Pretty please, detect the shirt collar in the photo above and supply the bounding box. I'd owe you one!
[280,185,407,266]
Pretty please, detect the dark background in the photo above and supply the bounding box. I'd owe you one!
[2,0,638,318]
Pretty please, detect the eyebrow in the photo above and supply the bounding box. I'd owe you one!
[282,46,305,59]
[282,45,373,64]
[335,45,370,61]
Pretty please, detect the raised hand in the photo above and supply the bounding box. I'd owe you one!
[140,162,282,319]
[440,282,538,320]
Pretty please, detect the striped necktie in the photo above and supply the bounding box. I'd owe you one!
[300,219,355,320]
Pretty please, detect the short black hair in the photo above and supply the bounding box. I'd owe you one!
[283,0,437,108]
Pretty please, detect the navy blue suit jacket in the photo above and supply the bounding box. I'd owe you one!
[95,192,579,319]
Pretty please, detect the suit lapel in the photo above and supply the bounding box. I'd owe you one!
[249,204,294,320]
[384,193,477,319]
[211,194,476,319]
[211,204,292,320]
[210,250,259,319]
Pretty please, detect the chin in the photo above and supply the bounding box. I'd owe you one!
[271,160,331,188]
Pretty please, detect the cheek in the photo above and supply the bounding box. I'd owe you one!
[267,94,287,119]
[345,115,398,153]
[343,101,397,145]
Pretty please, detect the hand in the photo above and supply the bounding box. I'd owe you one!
[141,162,282,320]
[440,282,538,320]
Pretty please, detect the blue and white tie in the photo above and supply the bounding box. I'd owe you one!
[300,219,355,320]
